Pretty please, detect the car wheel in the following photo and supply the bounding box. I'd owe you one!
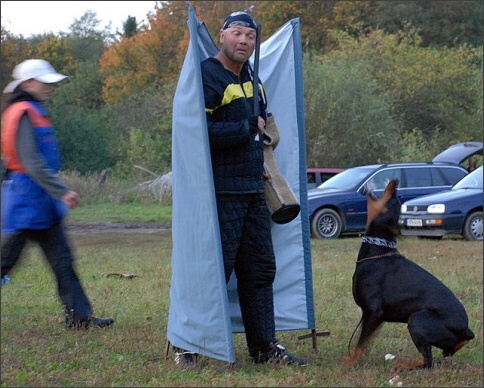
[463,211,483,241]
[311,208,343,239]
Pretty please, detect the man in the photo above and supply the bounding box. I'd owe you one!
[1,59,114,330]
[174,11,307,367]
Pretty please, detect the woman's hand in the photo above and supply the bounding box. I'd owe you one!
[61,190,80,209]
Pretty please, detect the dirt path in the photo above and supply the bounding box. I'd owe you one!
[66,221,171,234]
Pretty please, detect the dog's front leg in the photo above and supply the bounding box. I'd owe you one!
[343,312,383,367]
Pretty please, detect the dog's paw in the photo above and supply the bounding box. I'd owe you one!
[392,357,427,371]
[342,357,357,367]
[342,348,365,367]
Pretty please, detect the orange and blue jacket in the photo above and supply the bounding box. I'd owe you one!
[1,101,65,232]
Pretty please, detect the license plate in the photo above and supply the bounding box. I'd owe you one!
[406,219,422,227]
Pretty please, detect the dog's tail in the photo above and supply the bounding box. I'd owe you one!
[347,316,364,355]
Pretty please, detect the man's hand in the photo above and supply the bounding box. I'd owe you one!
[257,116,266,134]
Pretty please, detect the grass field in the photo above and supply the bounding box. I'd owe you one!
[1,222,482,387]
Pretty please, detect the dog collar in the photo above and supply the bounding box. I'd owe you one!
[361,236,397,248]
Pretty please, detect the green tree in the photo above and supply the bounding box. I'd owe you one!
[117,124,172,178]
[53,61,105,110]
[48,60,113,174]
[304,53,399,167]
[373,1,483,48]
[66,11,108,64]
[329,28,482,145]
[104,82,176,178]
[122,16,138,38]
[49,104,118,173]
[69,10,104,38]
[304,27,482,167]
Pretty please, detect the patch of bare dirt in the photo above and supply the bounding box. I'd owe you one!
[66,221,171,234]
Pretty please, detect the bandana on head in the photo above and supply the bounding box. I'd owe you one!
[222,11,257,31]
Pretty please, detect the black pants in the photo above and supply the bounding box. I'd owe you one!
[216,193,277,357]
[1,223,92,322]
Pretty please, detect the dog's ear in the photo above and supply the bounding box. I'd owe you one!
[384,179,398,198]
[366,179,399,227]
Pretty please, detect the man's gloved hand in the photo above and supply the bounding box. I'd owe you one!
[247,116,259,135]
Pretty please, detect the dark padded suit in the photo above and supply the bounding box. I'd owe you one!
[201,57,277,358]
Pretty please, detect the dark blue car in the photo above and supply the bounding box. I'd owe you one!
[399,166,483,241]
[308,162,469,239]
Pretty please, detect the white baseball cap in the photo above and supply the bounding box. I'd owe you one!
[3,59,68,93]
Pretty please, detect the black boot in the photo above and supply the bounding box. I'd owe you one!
[253,342,308,366]
[88,316,115,328]
[66,313,114,329]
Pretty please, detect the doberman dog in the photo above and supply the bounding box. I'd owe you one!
[344,179,475,370]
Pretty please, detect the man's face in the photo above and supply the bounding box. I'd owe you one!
[220,26,257,64]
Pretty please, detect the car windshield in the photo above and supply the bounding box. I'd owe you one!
[316,166,377,190]
[452,166,483,190]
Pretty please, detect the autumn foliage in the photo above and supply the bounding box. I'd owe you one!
[1,1,482,175]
